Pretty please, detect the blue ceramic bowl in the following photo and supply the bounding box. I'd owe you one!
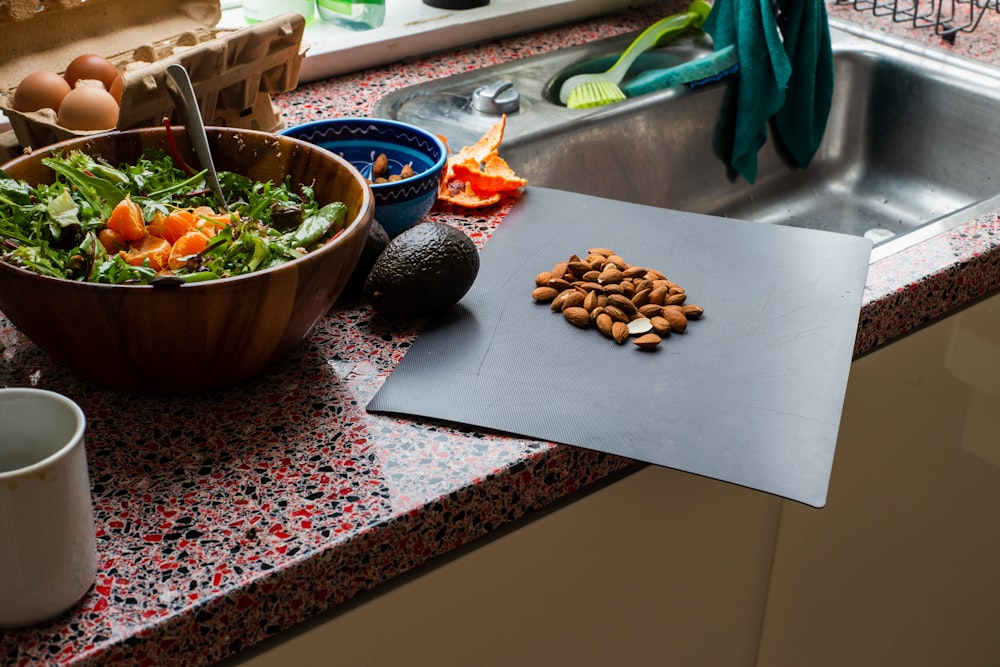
[280,118,448,237]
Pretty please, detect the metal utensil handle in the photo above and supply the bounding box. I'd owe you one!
[164,64,228,212]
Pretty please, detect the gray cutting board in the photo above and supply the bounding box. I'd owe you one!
[367,187,872,507]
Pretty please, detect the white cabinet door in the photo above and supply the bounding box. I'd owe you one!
[226,465,781,667]
[757,294,1000,667]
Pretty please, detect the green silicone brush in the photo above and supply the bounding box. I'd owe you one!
[562,0,712,109]
[566,80,627,109]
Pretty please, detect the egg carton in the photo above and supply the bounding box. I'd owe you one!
[0,0,307,152]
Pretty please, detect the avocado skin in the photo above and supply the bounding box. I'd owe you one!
[364,222,480,317]
[344,219,391,295]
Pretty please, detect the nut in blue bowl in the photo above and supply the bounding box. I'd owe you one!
[281,118,448,238]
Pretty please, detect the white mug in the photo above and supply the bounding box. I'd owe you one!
[0,388,96,628]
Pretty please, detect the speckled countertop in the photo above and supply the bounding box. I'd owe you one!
[4,2,1000,665]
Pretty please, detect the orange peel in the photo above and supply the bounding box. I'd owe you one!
[454,154,527,195]
[441,180,502,208]
[437,115,527,208]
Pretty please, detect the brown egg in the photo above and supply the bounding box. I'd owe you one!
[57,83,120,131]
[64,53,118,91]
[12,71,72,112]
[108,72,125,104]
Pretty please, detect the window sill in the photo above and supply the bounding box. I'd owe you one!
[218,0,638,83]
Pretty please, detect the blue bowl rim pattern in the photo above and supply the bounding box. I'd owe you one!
[280,118,448,203]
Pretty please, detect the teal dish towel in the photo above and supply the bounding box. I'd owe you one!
[703,0,833,184]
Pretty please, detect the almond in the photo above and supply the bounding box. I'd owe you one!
[607,254,629,269]
[661,305,688,333]
[648,286,668,306]
[561,290,586,310]
[611,321,630,344]
[631,287,651,308]
[588,247,616,257]
[681,304,705,320]
[645,268,667,281]
[550,261,568,282]
[650,315,672,335]
[550,290,574,311]
[575,281,604,293]
[596,312,614,338]
[639,303,663,318]
[531,286,559,302]
[665,292,687,306]
[633,333,662,349]
[535,271,552,287]
[583,290,600,312]
[603,304,630,324]
[606,294,638,319]
[567,260,592,278]
[563,306,590,328]
[622,265,647,279]
[547,277,573,292]
[598,264,623,285]
[632,278,652,294]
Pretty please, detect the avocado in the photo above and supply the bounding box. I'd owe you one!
[364,222,480,317]
[344,218,391,295]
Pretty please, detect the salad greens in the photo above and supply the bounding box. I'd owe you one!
[0,148,349,285]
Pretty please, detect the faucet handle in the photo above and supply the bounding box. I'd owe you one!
[472,80,520,114]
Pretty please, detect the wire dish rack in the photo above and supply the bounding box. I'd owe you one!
[833,0,999,39]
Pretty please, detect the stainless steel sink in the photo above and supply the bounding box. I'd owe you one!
[375,19,1000,262]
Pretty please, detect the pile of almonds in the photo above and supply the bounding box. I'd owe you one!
[530,248,704,350]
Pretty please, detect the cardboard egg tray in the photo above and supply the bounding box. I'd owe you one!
[0,0,307,157]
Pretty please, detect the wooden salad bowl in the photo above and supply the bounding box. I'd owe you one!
[0,127,374,394]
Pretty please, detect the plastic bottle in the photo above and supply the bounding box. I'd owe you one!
[316,0,385,30]
[244,0,315,24]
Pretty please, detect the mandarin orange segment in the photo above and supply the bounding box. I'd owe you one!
[193,207,233,238]
[147,209,198,245]
[106,195,146,242]
[98,228,127,255]
[120,235,172,271]
[167,230,210,270]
